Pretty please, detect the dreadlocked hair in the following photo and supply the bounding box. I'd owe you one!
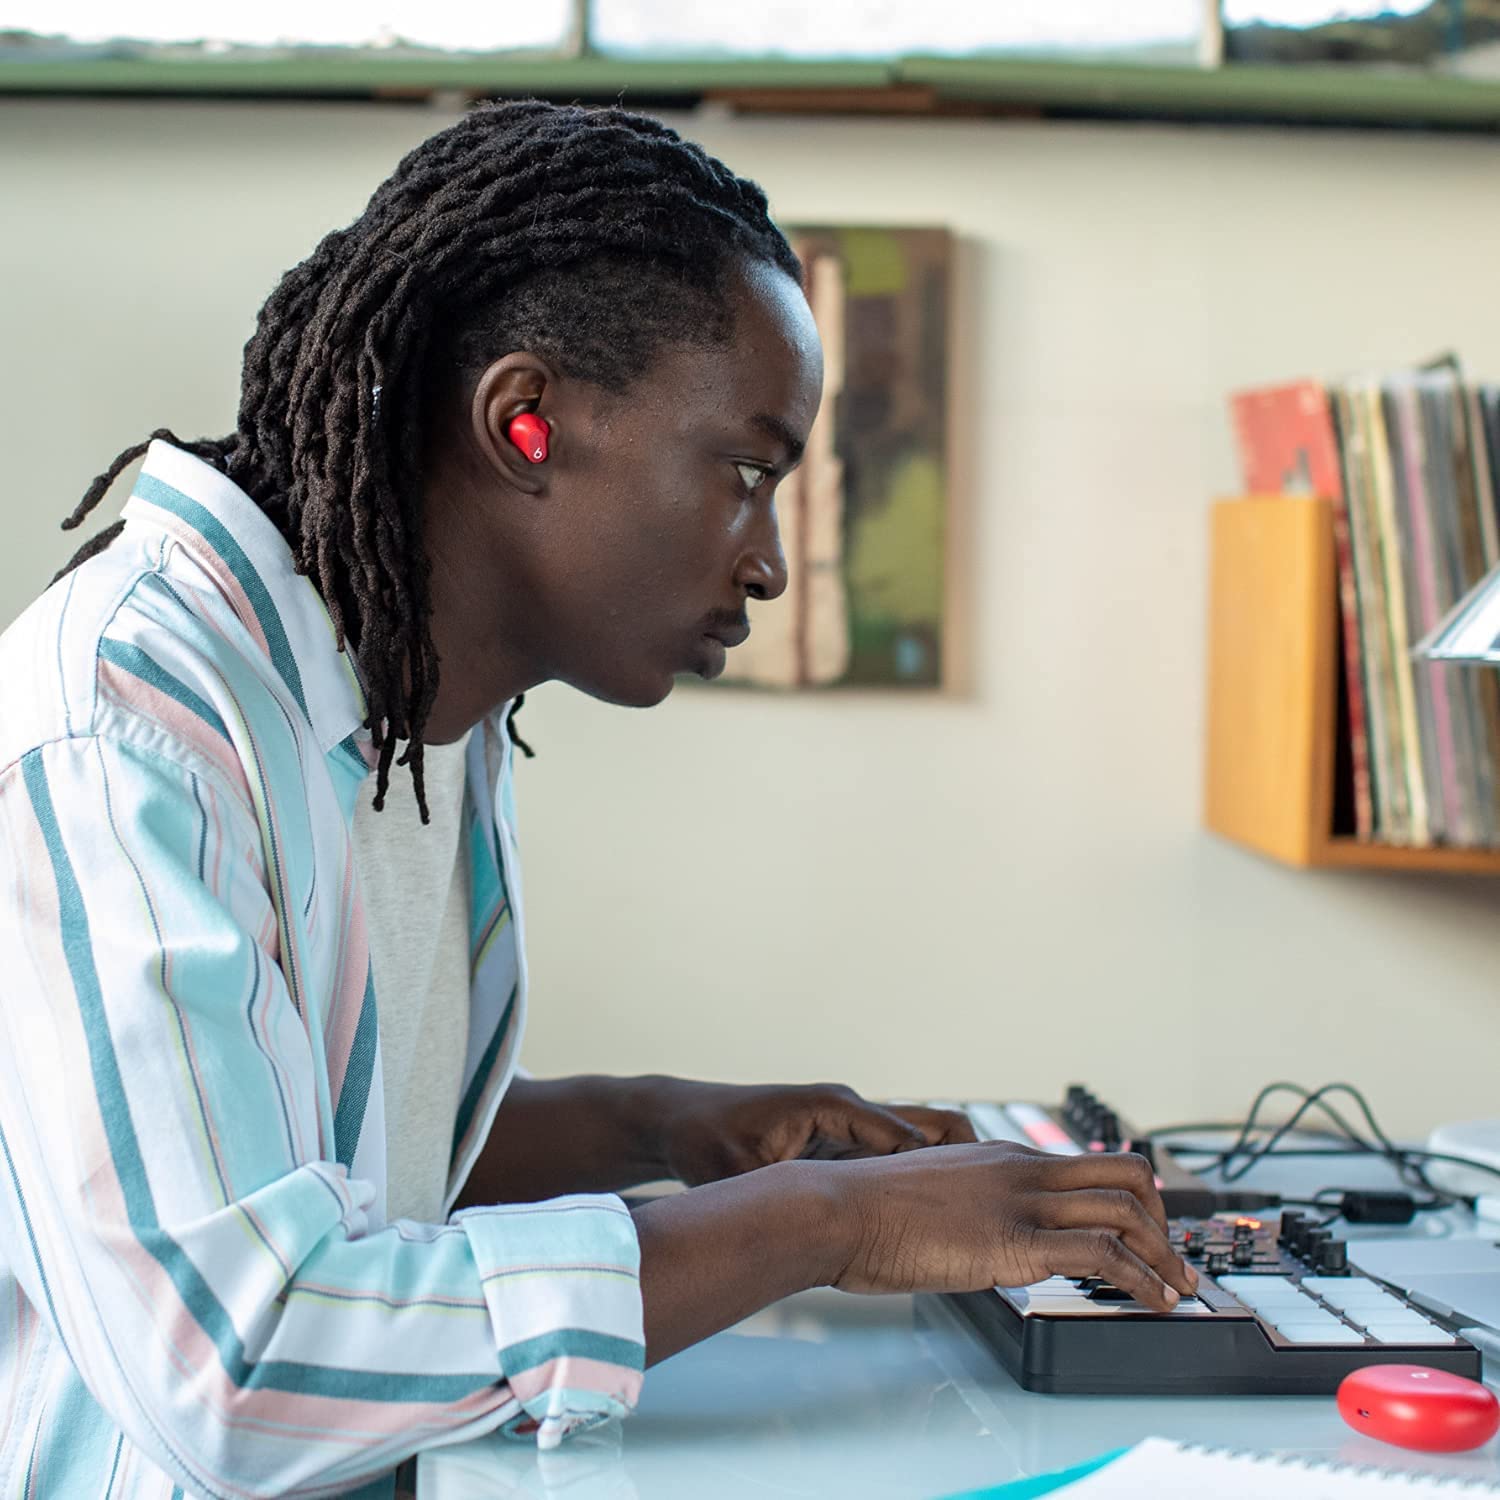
[58,99,802,820]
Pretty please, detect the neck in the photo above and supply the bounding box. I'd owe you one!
[419,475,548,746]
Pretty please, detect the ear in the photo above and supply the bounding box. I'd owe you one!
[469,353,557,496]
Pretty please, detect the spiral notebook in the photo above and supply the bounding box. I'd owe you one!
[1058,1437,1500,1496]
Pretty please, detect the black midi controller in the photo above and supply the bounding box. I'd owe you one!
[937,1087,1482,1395]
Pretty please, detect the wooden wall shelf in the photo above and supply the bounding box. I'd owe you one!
[1203,495,1500,874]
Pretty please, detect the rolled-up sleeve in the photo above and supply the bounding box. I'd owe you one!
[460,1197,643,1447]
[0,734,643,1500]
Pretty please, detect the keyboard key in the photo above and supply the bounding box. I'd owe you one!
[1316,1292,1414,1322]
[1273,1321,1366,1344]
[1271,1305,1342,1330]
[1004,1277,1077,1299]
[1239,1298,1314,1319]
[1217,1276,1309,1310]
[1308,1278,1398,1302]
[966,1102,1029,1146]
[1302,1277,1402,1308]
[1361,1323,1458,1346]
[1006,1102,1083,1155]
[1342,1309,1435,1334]
[1217,1275,1301,1297]
[1241,1294,1318,1317]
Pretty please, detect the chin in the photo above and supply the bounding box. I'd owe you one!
[622,677,676,709]
[568,667,676,710]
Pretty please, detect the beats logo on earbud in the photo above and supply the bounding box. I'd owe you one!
[507,413,550,464]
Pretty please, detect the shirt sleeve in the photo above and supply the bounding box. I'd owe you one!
[0,734,643,1500]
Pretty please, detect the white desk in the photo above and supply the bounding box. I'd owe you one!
[420,1143,1500,1498]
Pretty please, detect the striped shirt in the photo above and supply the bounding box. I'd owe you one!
[0,442,644,1499]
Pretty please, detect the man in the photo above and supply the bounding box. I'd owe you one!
[0,100,1193,1498]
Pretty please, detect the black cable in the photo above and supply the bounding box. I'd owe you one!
[1302,1085,1439,1196]
[1214,1084,1396,1182]
[1147,1119,1274,1137]
[1150,1082,1500,1215]
[1168,1147,1371,1162]
[1220,1082,1369,1165]
[1166,1142,1500,1189]
[1154,1083,1389,1156]
[1201,1082,1312,1169]
[1164,1141,1500,1187]
[1409,1150,1500,1180]
[1298,1188,1450,1222]
[1276,1197,1347,1229]
[1161,1084,1380,1179]
[1153,1084,1385,1185]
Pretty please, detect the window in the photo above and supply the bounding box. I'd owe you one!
[591,0,1206,62]
[0,1,573,56]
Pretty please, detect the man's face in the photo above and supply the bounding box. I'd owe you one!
[423,260,823,732]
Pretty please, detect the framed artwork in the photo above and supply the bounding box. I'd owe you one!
[720,225,951,690]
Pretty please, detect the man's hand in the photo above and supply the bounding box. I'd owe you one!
[826,1142,1197,1305]
[651,1079,976,1187]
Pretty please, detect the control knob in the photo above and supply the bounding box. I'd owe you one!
[1316,1239,1349,1274]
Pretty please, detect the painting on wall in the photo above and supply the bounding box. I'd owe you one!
[718,225,951,691]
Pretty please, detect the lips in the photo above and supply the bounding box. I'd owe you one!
[704,621,751,649]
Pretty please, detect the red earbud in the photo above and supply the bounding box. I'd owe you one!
[507,413,550,464]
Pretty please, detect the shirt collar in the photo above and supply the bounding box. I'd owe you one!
[121,439,369,757]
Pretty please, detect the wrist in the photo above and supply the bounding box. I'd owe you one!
[632,1157,860,1365]
[612,1073,681,1182]
[769,1160,858,1289]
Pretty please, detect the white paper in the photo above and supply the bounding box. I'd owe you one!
[1066,1437,1500,1496]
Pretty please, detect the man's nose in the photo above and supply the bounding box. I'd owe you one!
[738,507,788,602]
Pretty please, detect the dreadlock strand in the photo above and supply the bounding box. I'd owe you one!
[506,695,536,760]
[53,519,126,585]
[61,436,156,532]
[403,738,431,828]
[56,427,234,585]
[370,732,399,815]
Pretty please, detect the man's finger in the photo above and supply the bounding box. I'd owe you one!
[1039,1229,1181,1313]
[888,1104,979,1146]
[1035,1151,1171,1235]
[1041,1188,1197,1298]
[808,1092,928,1157]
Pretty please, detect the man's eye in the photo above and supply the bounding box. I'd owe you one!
[735,463,770,492]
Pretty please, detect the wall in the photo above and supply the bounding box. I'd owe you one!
[4,97,1498,1141]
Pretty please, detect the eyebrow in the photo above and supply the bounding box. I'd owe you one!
[748,413,806,468]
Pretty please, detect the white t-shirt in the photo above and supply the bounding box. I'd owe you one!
[351,738,472,1225]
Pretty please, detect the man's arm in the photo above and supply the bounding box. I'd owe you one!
[455,1074,670,1205]
[455,1074,976,1207]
